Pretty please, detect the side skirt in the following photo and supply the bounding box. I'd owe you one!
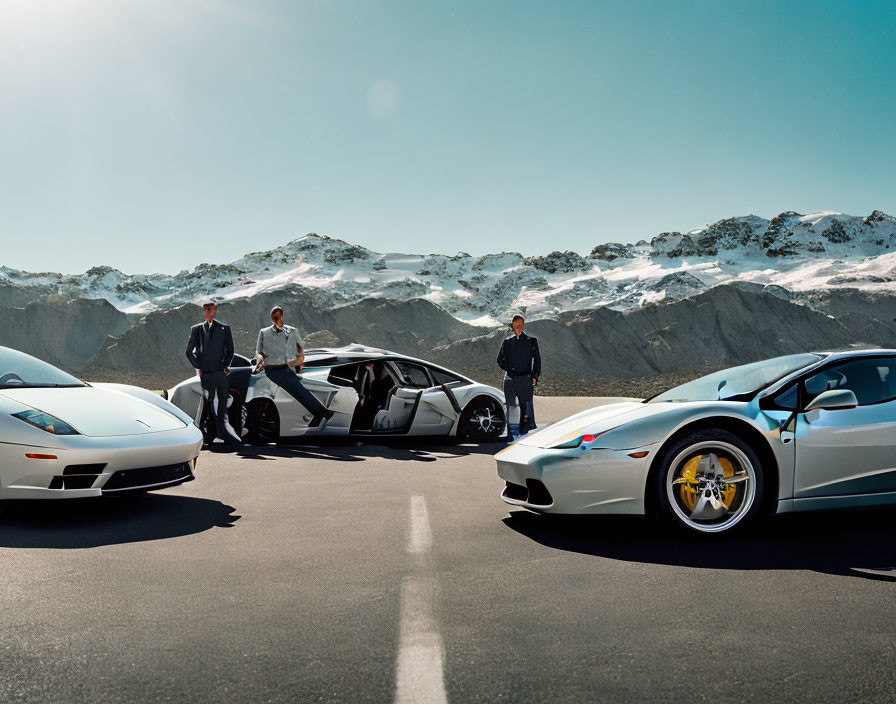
[791,490,896,512]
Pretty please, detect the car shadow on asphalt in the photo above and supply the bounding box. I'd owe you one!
[0,494,240,549]
[503,509,896,582]
[226,437,506,464]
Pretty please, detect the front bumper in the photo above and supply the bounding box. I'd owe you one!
[0,425,203,499]
[495,441,654,515]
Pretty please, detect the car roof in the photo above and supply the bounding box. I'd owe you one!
[303,344,473,381]
[811,348,896,360]
[302,344,405,363]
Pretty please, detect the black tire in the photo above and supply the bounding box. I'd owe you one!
[653,428,766,536]
[458,396,506,441]
[200,389,243,443]
[244,398,279,445]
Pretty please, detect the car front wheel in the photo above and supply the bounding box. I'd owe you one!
[655,429,764,535]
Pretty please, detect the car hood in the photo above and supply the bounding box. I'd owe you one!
[1,387,186,437]
[515,401,646,448]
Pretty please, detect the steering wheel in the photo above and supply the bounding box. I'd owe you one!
[0,372,24,385]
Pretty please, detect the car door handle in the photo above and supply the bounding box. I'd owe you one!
[779,414,796,443]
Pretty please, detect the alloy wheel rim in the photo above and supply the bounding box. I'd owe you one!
[665,440,756,533]
[467,401,505,436]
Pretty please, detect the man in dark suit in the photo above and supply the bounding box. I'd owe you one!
[497,314,541,438]
[186,299,243,447]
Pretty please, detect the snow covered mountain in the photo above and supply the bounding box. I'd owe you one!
[4,209,896,325]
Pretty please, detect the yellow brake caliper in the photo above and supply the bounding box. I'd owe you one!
[673,454,737,512]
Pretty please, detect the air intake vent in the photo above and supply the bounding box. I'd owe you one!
[63,464,105,476]
[59,464,106,489]
[102,463,193,492]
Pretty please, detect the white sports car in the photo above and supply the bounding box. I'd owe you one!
[497,350,896,535]
[166,345,507,443]
[0,346,203,500]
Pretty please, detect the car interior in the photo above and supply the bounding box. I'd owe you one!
[329,361,421,433]
[326,358,470,434]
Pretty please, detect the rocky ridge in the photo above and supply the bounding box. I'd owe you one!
[2,210,896,325]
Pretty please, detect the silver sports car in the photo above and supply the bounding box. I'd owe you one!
[167,345,507,443]
[0,346,202,499]
[496,349,896,534]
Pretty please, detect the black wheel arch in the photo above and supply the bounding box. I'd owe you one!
[244,395,280,442]
[644,416,780,518]
[462,393,505,414]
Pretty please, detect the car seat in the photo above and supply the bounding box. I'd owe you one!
[373,387,419,431]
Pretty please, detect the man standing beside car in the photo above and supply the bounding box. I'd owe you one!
[185,299,244,448]
[497,314,541,438]
[255,306,334,431]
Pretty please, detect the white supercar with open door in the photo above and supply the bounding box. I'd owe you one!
[166,344,507,443]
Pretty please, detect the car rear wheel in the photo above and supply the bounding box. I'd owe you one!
[244,398,279,445]
[459,396,506,441]
[655,429,764,535]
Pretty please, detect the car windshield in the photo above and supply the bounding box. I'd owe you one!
[0,347,86,389]
[647,353,824,403]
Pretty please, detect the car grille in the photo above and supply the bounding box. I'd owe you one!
[101,462,194,493]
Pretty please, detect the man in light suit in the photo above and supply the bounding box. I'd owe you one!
[255,305,334,431]
[186,299,244,447]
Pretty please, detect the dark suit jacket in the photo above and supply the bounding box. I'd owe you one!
[497,332,541,379]
[186,320,235,373]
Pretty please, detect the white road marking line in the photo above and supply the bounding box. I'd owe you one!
[395,496,448,703]
[395,577,448,704]
[408,494,433,554]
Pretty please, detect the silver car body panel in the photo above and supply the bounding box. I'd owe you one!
[168,344,505,439]
[498,348,896,516]
[0,374,203,500]
[499,400,793,515]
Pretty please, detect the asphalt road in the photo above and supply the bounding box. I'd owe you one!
[1,397,894,703]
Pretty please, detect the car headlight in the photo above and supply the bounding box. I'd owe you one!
[549,430,610,449]
[12,410,80,435]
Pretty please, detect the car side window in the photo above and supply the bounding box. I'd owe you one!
[327,363,362,387]
[394,361,431,389]
[803,357,896,407]
[773,383,798,409]
[231,354,253,368]
[430,368,465,386]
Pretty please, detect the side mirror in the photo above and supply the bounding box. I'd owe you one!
[804,389,858,412]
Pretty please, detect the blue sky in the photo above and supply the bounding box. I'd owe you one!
[1,0,894,274]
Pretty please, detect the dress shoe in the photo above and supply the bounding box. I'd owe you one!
[308,409,335,428]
